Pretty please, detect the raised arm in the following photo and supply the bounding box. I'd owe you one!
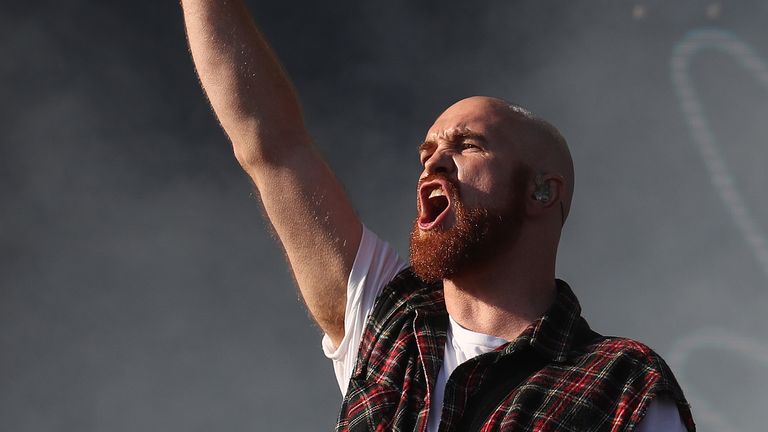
[180,0,361,345]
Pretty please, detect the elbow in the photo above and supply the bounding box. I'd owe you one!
[225,111,312,170]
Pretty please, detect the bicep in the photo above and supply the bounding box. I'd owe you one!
[251,145,362,343]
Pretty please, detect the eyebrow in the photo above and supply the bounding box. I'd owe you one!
[418,128,488,153]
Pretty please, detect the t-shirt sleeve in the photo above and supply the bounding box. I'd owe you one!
[635,396,689,432]
[321,225,407,395]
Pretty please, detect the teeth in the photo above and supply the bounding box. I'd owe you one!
[429,187,445,199]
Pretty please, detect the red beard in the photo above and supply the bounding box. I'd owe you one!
[409,166,530,283]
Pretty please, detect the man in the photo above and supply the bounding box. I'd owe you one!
[180,1,695,431]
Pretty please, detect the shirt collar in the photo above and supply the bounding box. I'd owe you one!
[498,279,586,362]
[415,276,587,362]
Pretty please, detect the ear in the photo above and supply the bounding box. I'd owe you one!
[526,174,565,217]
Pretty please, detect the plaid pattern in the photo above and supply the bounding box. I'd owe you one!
[336,268,695,432]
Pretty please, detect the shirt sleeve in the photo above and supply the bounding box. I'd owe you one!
[321,225,407,395]
[635,396,689,432]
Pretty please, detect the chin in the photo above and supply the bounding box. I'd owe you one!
[410,203,522,283]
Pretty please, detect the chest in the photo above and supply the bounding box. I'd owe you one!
[338,309,650,432]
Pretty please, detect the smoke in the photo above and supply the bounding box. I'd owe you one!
[2,0,767,430]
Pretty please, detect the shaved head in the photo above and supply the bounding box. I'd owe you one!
[441,96,575,222]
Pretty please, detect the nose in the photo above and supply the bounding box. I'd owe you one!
[423,149,456,178]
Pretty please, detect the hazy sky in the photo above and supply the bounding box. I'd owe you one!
[2,1,767,430]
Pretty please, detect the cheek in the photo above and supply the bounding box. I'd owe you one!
[461,155,500,186]
[457,169,495,205]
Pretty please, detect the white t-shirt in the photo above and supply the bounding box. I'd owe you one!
[322,226,687,432]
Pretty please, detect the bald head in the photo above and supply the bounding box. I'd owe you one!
[434,96,575,222]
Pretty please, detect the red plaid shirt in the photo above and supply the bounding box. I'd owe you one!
[336,269,695,432]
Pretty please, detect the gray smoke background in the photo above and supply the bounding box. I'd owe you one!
[2,0,767,430]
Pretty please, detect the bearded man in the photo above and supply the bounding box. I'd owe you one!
[180,1,695,431]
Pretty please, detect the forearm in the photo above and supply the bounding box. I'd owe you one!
[181,0,308,171]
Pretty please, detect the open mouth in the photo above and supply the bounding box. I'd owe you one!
[418,179,453,230]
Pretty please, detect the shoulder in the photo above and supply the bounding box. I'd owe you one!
[569,335,690,410]
[574,336,680,386]
[581,336,662,364]
[557,335,695,430]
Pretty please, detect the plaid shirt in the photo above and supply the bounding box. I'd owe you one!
[336,269,695,432]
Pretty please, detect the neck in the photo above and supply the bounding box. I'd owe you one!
[442,233,558,341]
